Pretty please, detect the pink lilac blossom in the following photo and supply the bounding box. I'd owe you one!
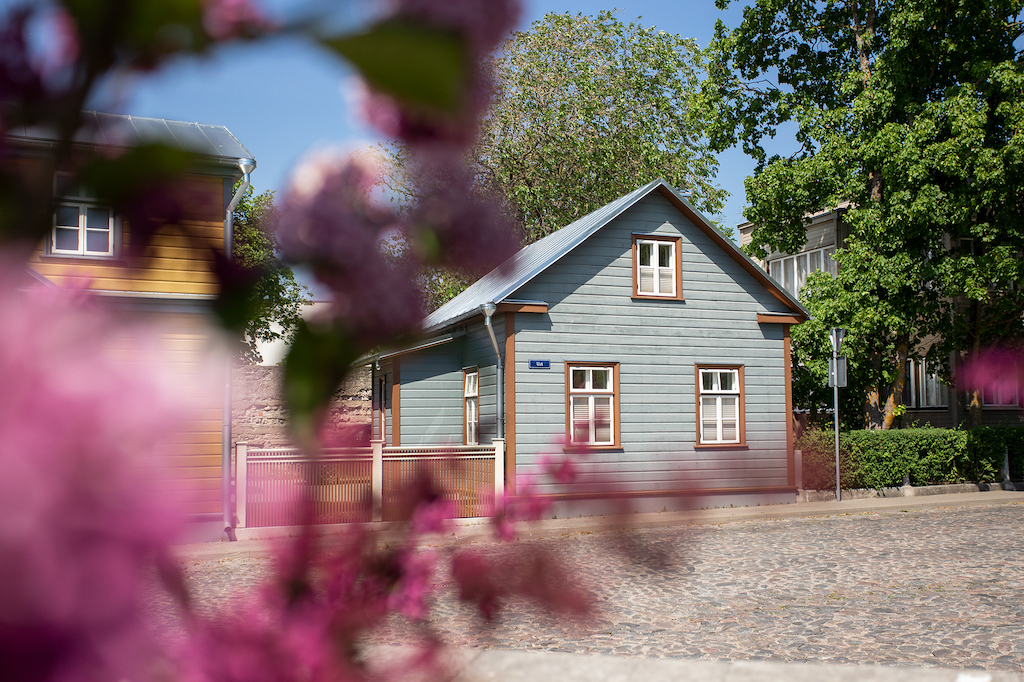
[0,270,187,682]
[276,153,424,345]
[202,0,272,41]
[359,0,520,147]
[958,347,1024,401]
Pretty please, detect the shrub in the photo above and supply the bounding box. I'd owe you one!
[797,425,1024,490]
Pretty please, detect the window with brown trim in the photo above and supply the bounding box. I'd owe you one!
[632,234,683,300]
[695,365,745,446]
[565,362,620,448]
[464,368,479,445]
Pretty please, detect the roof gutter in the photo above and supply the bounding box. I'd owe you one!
[222,158,255,542]
[482,302,504,439]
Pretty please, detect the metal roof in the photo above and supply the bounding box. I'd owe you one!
[6,111,253,166]
[423,179,808,334]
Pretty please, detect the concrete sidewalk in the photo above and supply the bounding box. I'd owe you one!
[373,646,1023,682]
[174,489,1023,561]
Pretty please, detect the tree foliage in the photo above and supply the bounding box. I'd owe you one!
[479,11,726,243]
[231,185,308,364]
[381,11,729,308]
[700,0,1024,428]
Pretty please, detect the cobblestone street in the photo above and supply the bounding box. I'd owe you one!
[162,502,1024,672]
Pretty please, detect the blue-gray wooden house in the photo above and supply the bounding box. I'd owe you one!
[369,179,809,509]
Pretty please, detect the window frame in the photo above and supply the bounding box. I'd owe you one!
[631,234,683,301]
[48,174,119,259]
[905,359,948,409]
[463,367,480,445]
[694,364,746,448]
[767,246,836,300]
[564,361,621,449]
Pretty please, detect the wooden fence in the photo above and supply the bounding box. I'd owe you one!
[235,439,504,528]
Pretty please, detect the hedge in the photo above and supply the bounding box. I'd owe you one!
[797,426,1024,490]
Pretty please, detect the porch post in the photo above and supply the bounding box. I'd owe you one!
[371,439,384,522]
[235,442,248,528]
[492,438,505,509]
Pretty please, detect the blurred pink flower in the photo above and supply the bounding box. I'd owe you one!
[0,269,187,682]
[0,8,46,108]
[203,0,273,40]
[387,550,438,620]
[410,497,456,535]
[276,154,424,345]
[408,148,522,275]
[959,347,1024,401]
[391,0,521,55]
[183,595,348,682]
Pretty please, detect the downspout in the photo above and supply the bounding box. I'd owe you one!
[222,158,255,541]
[482,302,504,439]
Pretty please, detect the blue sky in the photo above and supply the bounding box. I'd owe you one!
[118,0,785,235]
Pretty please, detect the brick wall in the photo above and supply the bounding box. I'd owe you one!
[232,364,371,448]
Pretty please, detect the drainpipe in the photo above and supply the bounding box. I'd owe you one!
[222,158,255,541]
[482,302,504,439]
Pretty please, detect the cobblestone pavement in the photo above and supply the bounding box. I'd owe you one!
[154,502,1024,671]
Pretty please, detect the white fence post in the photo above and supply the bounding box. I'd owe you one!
[492,438,505,509]
[371,439,384,522]
[235,442,248,528]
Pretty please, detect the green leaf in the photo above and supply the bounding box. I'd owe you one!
[282,320,358,440]
[322,21,467,112]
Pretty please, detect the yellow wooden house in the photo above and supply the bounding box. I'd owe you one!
[12,112,255,540]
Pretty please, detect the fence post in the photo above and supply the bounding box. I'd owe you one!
[794,449,803,492]
[371,439,384,522]
[235,442,248,528]
[492,438,505,509]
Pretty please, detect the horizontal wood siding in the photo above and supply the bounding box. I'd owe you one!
[113,310,225,517]
[462,318,503,443]
[29,174,225,297]
[511,192,793,496]
[397,343,464,445]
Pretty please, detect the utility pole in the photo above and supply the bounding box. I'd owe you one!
[829,327,847,501]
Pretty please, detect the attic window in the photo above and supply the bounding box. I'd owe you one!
[49,173,118,258]
[632,235,682,300]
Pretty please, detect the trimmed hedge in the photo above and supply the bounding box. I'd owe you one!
[797,426,1024,490]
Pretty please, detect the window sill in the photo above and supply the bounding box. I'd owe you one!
[41,253,123,264]
[694,443,748,450]
[631,294,685,302]
[563,444,623,453]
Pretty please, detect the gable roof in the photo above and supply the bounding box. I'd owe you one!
[6,112,253,170]
[422,179,808,334]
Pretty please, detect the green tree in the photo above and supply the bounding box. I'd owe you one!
[700,0,1024,428]
[381,11,728,308]
[231,185,309,363]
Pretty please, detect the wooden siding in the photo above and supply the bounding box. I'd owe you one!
[510,192,793,496]
[392,347,463,445]
[462,317,504,444]
[29,174,225,297]
[113,309,225,517]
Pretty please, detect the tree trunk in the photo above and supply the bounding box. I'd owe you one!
[863,351,884,429]
[881,335,909,429]
[967,301,983,427]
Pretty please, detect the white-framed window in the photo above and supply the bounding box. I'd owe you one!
[50,174,116,257]
[905,359,948,408]
[464,368,479,445]
[767,246,836,299]
[697,366,743,445]
[633,235,681,299]
[567,363,617,446]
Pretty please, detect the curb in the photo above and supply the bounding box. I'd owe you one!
[172,489,1023,562]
